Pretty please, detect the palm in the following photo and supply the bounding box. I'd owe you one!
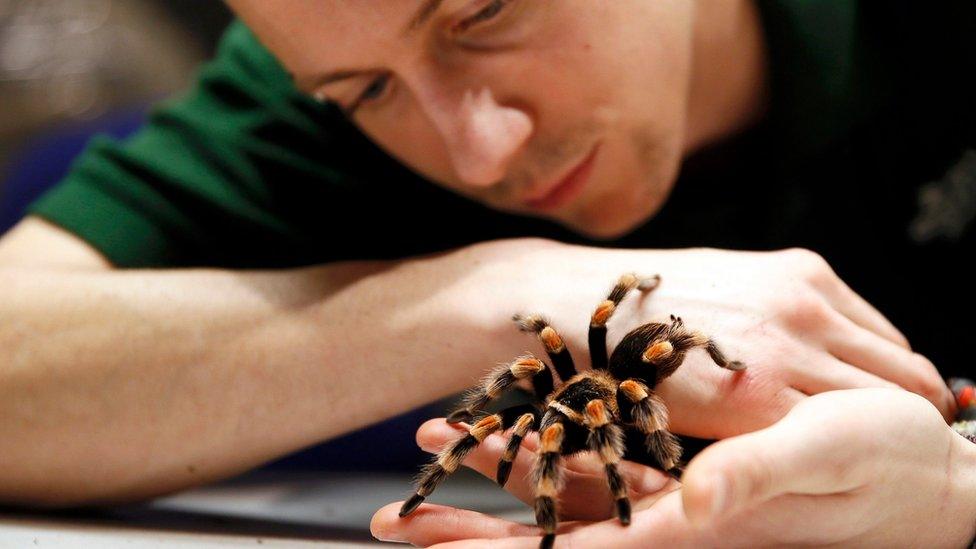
[372,390,975,548]
[372,418,682,546]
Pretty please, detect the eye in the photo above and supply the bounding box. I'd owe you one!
[453,0,512,34]
[361,75,390,101]
[347,72,393,115]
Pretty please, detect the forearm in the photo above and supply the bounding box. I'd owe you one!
[0,243,518,506]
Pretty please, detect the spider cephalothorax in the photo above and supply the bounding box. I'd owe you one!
[399,274,745,549]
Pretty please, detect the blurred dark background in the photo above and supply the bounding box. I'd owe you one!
[0,0,232,219]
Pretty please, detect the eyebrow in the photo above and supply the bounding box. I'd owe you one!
[409,0,444,32]
[292,0,445,94]
[293,69,365,94]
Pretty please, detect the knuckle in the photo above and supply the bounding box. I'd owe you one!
[779,247,835,280]
[780,247,825,267]
[911,359,947,398]
[890,330,913,351]
[912,352,939,375]
[773,291,833,333]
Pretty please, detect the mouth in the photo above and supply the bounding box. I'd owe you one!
[524,143,601,212]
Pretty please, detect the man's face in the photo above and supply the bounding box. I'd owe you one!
[230,0,695,238]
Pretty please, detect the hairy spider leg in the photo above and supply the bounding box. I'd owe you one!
[589,273,661,370]
[533,419,567,549]
[584,399,632,524]
[616,379,682,472]
[668,314,743,371]
[704,339,745,371]
[610,316,746,388]
[496,411,537,486]
[399,414,503,517]
[446,356,553,424]
[650,316,746,381]
[513,315,577,382]
[496,403,543,426]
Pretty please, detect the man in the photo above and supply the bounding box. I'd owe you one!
[0,0,972,544]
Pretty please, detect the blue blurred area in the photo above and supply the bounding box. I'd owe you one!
[1,107,148,233]
[0,109,438,471]
[264,404,435,472]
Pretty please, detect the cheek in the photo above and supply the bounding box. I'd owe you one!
[527,1,695,157]
[576,1,694,118]
[358,104,460,190]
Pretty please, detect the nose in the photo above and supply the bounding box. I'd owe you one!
[418,84,533,187]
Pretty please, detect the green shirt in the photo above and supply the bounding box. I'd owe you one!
[27,1,976,374]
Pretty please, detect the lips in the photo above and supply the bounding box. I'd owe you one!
[524,144,601,211]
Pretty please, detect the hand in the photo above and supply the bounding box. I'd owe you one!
[372,389,976,547]
[466,239,955,437]
[371,416,682,547]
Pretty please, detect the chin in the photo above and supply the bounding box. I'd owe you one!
[571,219,642,241]
[563,205,654,240]
[565,181,669,240]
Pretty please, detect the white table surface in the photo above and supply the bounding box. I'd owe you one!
[0,469,533,548]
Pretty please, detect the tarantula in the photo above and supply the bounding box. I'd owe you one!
[398,274,746,549]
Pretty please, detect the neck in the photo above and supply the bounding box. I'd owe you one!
[683,0,769,156]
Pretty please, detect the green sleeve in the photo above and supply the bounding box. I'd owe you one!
[26,21,415,268]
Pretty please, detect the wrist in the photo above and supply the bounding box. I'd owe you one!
[453,237,566,340]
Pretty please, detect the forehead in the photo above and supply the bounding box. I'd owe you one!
[228,0,428,73]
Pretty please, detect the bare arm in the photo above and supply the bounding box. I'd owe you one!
[0,218,511,506]
[0,218,952,508]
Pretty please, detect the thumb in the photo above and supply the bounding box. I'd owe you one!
[680,415,858,528]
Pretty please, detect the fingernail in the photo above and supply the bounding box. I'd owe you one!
[373,528,405,543]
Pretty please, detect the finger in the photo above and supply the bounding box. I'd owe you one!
[817,274,911,350]
[789,355,900,395]
[714,492,869,545]
[680,404,867,528]
[555,489,705,548]
[416,418,537,504]
[823,316,956,421]
[416,418,673,515]
[371,501,538,546]
[431,538,538,548]
[417,417,536,453]
[430,490,709,548]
